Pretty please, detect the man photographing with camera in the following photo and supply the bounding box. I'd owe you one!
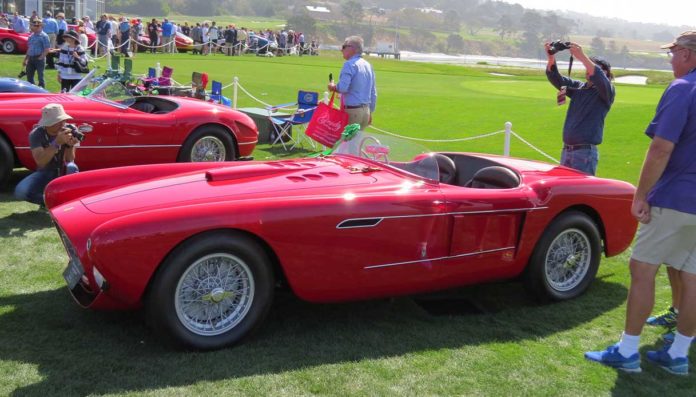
[545,41,615,175]
[15,104,80,207]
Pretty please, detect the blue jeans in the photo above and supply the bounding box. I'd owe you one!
[14,162,78,205]
[25,56,46,87]
[561,146,598,175]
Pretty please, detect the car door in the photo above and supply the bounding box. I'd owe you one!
[116,107,178,166]
[440,185,537,284]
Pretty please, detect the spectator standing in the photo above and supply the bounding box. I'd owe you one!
[545,42,615,175]
[23,19,50,88]
[95,14,111,56]
[584,31,696,376]
[201,22,209,55]
[0,14,9,28]
[161,18,173,54]
[82,15,94,31]
[12,12,27,33]
[190,22,202,54]
[55,12,67,45]
[298,32,306,56]
[147,18,158,53]
[55,30,88,92]
[118,17,130,55]
[328,35,377,131]
[208,21,219,54]
[14,104,79,207]
[77,23,88,52]
[224,25,236,56]
[42,11,58,48]
[181,22,190,37]
[237,27,247,54]
[109,15,118,50]
[130,18,142,54]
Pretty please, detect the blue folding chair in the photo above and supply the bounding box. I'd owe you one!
[209,81,231,106]
[147,67,156,78]
[266,90,319,150]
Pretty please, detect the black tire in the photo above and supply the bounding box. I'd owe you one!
[2,39,16,54]
[146,232,275,350]
[0,138,14,189]
[177,125,236,162]
[523,211,601,302]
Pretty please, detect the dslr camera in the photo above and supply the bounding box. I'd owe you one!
[547,40,571,55]
[65,123,86,142]
[17,69,27,78]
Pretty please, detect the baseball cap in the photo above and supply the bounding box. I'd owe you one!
[661,31,696,51]
[39,104,73,127]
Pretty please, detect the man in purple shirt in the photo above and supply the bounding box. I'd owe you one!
[585,31,696,376]
[327,35,377,131]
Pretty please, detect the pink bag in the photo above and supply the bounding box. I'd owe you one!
[305,92,349,147]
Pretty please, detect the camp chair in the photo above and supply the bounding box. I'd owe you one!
[266,90,319,150]
[142,65,173,87]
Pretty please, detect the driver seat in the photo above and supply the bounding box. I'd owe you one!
[465,166,520,189]
[433,154,457,185]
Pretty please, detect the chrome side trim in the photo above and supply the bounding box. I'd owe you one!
[337,207,546,229]
[239,140,258,146]
[364,246,516,270]
[16,145,181,150]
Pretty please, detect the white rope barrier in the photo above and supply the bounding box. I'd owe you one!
[368,125,505,143]
[234,80,273,108]
[510,131,560,163]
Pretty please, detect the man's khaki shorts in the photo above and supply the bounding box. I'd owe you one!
[632,207,696,274]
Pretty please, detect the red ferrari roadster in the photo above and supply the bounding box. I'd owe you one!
[0,72,258,187]
[45,133,638,350]
[0,27,29,54]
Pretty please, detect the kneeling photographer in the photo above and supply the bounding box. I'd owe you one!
[15,104,80,207]
[545,41,615,175]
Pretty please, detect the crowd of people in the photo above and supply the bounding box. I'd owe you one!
[3,11,320,58]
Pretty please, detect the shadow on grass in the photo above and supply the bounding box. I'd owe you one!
[1,279,627,395]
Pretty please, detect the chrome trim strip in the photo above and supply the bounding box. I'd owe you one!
[364,246,516,270]
[239,141,258,146]
[337,207,546,229]
[16,145,180,150]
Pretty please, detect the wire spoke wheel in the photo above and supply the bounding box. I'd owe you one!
[544,228,591,292]
[191,136,227,162]
[175,253,255,336]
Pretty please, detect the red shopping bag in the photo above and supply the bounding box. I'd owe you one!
[305,92,349,147]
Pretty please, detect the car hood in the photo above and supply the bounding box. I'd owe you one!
[79,157,398,214]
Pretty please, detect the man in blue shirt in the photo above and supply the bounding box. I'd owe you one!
[327,35,377,131]
[42,11,58,48]
[95,14,110,56]
[546,42,615,175]
[55,12,67,45]
[23,19,50,88]
[585,31,696,376]
[12,12,27,33]
[161,18,174,54]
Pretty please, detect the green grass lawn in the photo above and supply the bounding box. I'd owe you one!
[1,52,693,396]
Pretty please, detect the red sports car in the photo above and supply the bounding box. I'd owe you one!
[137,31,194,52]
[0,72,258,187]
[0,27,29,54]
[45,133,638,350]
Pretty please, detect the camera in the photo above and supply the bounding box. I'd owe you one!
[547,40,571,55]
[17,70,27,78]
[65,123,85,142]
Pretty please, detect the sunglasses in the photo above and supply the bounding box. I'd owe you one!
[341,44,352,50]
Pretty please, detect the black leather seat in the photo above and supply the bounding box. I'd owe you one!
[465,166,520,189]
[433,154,457,185]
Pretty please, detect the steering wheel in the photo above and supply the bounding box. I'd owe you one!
[358,136,389,163]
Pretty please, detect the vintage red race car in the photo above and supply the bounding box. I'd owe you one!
[0,72,258,187]
[45,133,638,350]
[0,27,29,54]
[137,31,194,52]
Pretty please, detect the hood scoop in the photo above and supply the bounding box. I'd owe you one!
[206,160,321,182]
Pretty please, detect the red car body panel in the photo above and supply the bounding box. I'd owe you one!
[0,92,258,174]
[0,27,29,53]
[46,153,638,310]
[137,31,193,51]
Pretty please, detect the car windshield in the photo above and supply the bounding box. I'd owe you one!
[69,70,135,109]
[333,131,440,182]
